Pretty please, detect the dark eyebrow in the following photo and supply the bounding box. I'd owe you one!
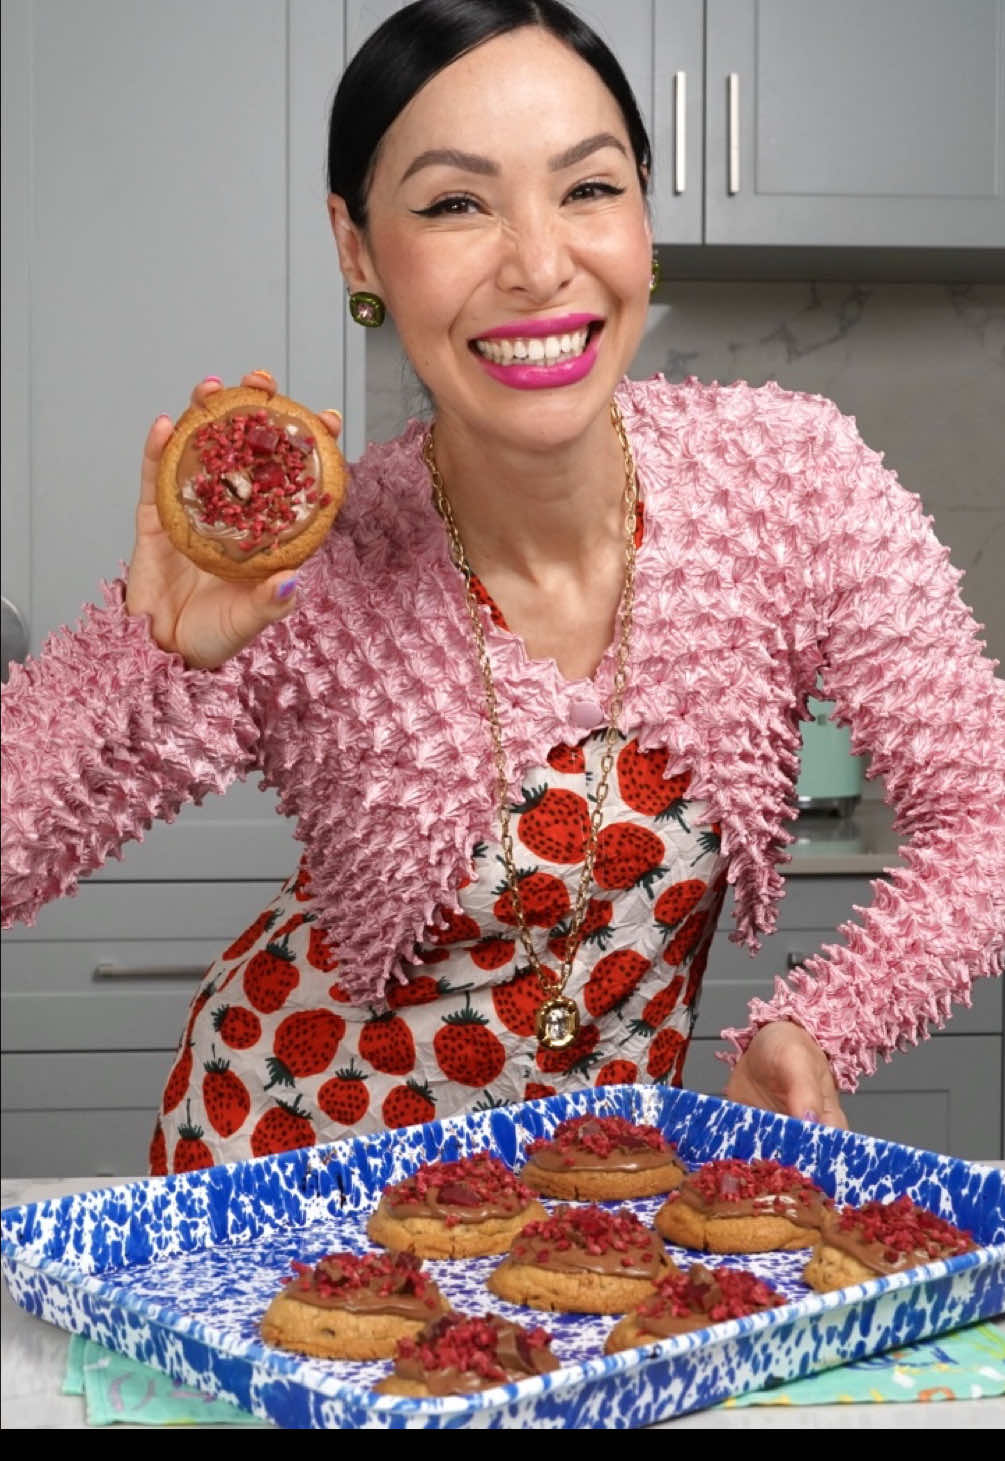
[547,132,628,171]
[398,133,628,186]
[399,148,499,184]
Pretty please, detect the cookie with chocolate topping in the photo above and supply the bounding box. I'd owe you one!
[487,1203,677,1314]
[520,1114,687,1200]
[157,386,345,580]
[804,1195,977,1292]
[606,1262,788,1352]
[655,1158,830,1253]
[377,1312,560,1397]
[367,1152,547,1258]
[260,1250,449,1360]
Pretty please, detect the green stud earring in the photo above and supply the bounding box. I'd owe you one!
[649,251,662,296]
[348,290,386,328]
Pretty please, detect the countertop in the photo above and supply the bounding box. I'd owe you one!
[3,1174,1002,1431]
[785,799,904,875]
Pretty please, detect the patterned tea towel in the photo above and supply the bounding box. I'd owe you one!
[718,1321,1005,1407]
[63,1334,268,1426]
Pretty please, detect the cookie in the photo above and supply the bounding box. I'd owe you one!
[655,1157,829,1253]
[487,1203,677,1314]
[803,1195,977,1293]
[376,1312,559,1396]
[520,1113,687,1200]
[157,386,345,580]
[259,1250,448,1360]
[367,1152,546,1259]
[605,1262,787,1352]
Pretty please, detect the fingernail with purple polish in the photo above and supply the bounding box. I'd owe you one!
[803,1108,820,1122]
[276,577,299,602]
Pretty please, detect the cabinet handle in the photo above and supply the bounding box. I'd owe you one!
[673,70,687,194]
[727,72,740,195]
[94,963,207,980]
[786,951,811,971]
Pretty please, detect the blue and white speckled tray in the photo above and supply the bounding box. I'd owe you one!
[3,1085,1003,1429]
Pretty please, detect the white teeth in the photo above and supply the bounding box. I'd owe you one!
[474,326,592,365]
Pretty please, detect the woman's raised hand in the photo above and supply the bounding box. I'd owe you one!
[125,370,342,669]
[723,1020,849,1128]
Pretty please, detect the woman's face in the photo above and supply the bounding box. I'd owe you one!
[332,27,652,456]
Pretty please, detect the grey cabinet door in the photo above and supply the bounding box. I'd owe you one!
[1,0,350,882]
[705,0,1005,246]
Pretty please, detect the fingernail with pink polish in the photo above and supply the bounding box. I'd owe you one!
[203,376,223,385]
[803,1108,820,1122]
[275,577,299,602]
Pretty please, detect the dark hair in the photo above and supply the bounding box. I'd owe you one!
[328,0,651,227]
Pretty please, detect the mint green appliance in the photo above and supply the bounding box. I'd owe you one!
[796,697,863,816]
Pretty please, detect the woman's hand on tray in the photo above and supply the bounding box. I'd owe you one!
[723,1020,849,1128]
[125,369,343,669]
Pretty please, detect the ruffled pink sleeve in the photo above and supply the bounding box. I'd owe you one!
[721,401,1005,1091]
[1,579,262,926]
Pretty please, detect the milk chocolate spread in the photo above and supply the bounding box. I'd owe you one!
[393,1313,559,1395]
[177,407,324,560]
[817,1196,976,1275]
[634,1263,787,1337]
[524,1115,681,1174]
[384,1152,536,1228]
[278,1251,445,1320]
[672,1158,829,1227]
[509,1203,668,1280]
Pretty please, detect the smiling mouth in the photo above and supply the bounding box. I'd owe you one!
[471,321,602,366]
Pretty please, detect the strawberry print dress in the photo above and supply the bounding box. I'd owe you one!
[150,560,729,1175]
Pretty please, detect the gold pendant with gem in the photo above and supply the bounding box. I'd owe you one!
[535,995,581,1051]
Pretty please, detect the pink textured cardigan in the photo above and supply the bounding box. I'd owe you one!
[3,377,1003,1092]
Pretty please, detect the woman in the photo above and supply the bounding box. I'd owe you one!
[2,0,1002,1173]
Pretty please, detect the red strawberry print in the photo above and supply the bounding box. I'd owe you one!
[595,823,667,891]
[429,906,482,945]
[469,573,508,629]
[243,937,300,1014]
[387,974,460,1009]
[583,949,651,1017]
[514,786,591,863]
[250,1094,316,1157]
[214,958,246,995]
[627,975,686,1038]
[173,1101,214,1172]
[267,1009,346,1087]
[648,1026,688,1082]
[274,911,309,940]
[547,742,586,774]
[211,1004,262,1051]
[662,909,707,966]
[683,938,712,1008]
[491,965,548,1037]
[318,1061,370,1125]
[616,739,691,825]
[162,1044,193,1115]
[292,854,314,902]
[416,947,450,965]
[223,910,277,960]
[149,1120,167,1176]
[536,1021,600,1075]
[358,1010,416,1075]
[547,898,615,961]
[328,979,353,1002]
[202,1050,251,1138]
[470,937,516,971]
[434,995,507,1086]
[306,923,339,972]
[494,870,570,927]
[524,1082,557,1101]
[594,1059,638,1087]
[184,978,216,1043]
[382,1079,436,1128]
[653,878,707,929]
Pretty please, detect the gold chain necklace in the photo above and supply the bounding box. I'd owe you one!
[422,401,639,1051]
